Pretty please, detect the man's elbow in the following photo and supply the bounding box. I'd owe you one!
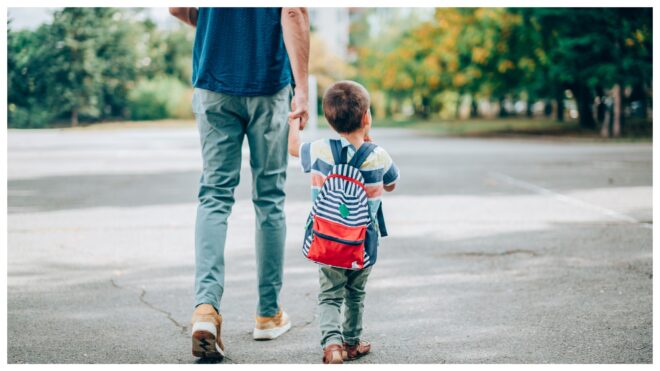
[169,8,186,17]
[283,8,308,23]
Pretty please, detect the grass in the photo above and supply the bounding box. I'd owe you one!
[363,116,651,141]
[34,115,651,142]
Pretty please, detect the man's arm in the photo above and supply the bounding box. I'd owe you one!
[288,118,301,157]
[168,7,198,27]
[281,7,310,130]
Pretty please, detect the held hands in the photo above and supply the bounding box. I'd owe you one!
[289,89,309,130]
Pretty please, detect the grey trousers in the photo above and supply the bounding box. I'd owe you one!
[318,265,372,348]
[192,85,291,317]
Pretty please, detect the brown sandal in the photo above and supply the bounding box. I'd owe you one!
[343,340,371,360]
[323,344,344,364]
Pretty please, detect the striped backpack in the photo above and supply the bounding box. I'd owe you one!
[302,139,388,270]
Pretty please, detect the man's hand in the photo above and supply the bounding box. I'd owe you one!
[289,92,309,130]
[169,8,198,27]
[282,8,310,130]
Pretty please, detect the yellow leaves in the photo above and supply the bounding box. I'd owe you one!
[399,48,414,59]
[635,30,645,43]
[625,38,635,47]
[452,73,468,88]
[518,57,536,71]
[472,47,488,64]
[498,60,514,73]
[423,55,437,71]
[429,75,440,88]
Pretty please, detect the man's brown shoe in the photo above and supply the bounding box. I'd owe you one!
[323,344,344,364]
[253,309,291,340]
[343,340,371,360]
[191,304,224,359]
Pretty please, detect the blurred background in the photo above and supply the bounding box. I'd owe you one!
[7,7,653,138]
[7,8,653,363]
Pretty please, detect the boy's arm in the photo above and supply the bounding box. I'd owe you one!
[381,149,400,193]
[168,8,198,27]
[288,118,301,157]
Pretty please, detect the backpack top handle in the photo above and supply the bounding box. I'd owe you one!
[329,139,377,168]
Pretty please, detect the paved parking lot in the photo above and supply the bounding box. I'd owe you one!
[7,125,652,363]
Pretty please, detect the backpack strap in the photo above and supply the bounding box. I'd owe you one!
[329,139,347,164]
[376,202,388,237]
[348,142,377,169]
[346,142,388,237]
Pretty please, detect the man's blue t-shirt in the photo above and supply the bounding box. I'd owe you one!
[192,8,293,96]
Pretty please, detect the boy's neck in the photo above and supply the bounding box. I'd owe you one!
[340,130,366,150]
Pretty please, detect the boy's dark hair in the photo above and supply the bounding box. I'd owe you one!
[322,81,370,134]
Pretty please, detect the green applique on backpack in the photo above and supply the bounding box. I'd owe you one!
[338,203,350,218]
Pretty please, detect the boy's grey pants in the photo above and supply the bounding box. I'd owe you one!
[318,265,372,348]
[192,86,291,317]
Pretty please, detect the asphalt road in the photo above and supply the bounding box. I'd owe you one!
[7,125,652,363]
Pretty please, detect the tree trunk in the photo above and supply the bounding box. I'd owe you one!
[544,99,552,117]
[470,97,479,118]
[574,84,596,129]
[526,99,533,117]
[595,86,606,124]
[612,84,622,137]
[455,95,462,119]
[600,102,611,138]
[71,109,79,127]
[556,94,565,122]
[498,96,508,118]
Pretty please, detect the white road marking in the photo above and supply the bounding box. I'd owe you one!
[490,172,652,229]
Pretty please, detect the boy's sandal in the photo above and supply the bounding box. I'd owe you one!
[323,344,344,364]
[343,340,371,360]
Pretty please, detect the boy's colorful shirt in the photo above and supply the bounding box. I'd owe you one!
[299,138,400,222]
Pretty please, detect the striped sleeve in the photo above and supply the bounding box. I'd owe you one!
[381,149,400,186]
[300,142,312,173]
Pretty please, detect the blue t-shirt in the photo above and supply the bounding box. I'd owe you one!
[192,8,293,96]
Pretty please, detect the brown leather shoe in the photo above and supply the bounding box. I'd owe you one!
[323,344,344,364]
[343,340,371,360]
[191,304,224,359]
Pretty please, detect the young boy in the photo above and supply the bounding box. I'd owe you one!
[288,80,399,364]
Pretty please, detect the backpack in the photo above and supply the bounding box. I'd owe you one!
[302,139,388,270]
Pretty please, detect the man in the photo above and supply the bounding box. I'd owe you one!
[169,7,310,359]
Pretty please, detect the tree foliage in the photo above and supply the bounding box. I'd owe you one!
[8,8,194,128]
[353,7,652,130]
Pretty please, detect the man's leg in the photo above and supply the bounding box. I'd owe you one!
[193,88,247,312]
[245,86,291,317]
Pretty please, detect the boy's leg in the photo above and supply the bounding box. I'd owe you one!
[342,266,372,345]
[318,266,349,348]
[193,88,247,312]
[245,85,291,317]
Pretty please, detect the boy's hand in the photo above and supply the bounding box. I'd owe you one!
[364,134,372,142]
[288,118,301,157]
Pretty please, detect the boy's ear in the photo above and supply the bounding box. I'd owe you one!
[361,109,372,127]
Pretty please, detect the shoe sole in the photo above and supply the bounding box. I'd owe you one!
[252,320,292,340]
[192,322,224,359]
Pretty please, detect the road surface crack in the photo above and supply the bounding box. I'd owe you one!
[110,279,188,335]
[291,291,317,331]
